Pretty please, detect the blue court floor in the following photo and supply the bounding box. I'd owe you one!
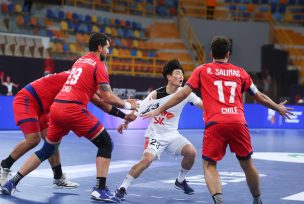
[0,129,303,204]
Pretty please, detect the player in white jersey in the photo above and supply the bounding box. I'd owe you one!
[1,75,18,96]
[114,59,204,200]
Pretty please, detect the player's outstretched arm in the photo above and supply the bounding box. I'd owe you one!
[98,83,138,110]
[253,91,293,119]
[91,93,137,121]
[142,85,193,119]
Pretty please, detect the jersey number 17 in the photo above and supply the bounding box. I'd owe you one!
[214,80,237,103]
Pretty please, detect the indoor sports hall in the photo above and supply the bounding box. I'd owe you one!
[0,0,303,204]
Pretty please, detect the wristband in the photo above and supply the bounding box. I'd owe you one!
[108,107,126,119]
[123,101,132,110]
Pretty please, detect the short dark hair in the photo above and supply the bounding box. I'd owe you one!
[211,36,231,59]
[89,32,110,52]
[162,59,184,81]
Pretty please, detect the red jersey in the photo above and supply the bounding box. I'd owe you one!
[186,61,258,125]
[23,71,69,114]
[55,52,109,105]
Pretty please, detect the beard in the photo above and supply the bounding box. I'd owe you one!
[100,54,107,62]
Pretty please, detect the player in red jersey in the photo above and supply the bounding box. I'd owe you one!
[0,71,135,189]
[143,36,292,204]
[1,33,137,203]
[0,72,79,188]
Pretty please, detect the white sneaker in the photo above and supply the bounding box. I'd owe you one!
[0,166,11,187]
[53,173,79,189]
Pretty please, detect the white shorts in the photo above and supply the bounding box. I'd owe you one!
[143,133,192,159]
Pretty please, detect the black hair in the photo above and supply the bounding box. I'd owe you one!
[89,32,110,52]
[162,59,184,81]
[210,36,231,59]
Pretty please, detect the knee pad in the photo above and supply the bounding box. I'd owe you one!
[91,129,113,159]
[35,141,58,162]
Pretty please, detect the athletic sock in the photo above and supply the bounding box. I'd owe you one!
[96,177,106,189]
[1,155,16,169]
[212,193,224,204]
[52,164,63,179]
[253,194,262,204]
[11,172,24,185]
[177,167,189,183]
[119,174,135,190]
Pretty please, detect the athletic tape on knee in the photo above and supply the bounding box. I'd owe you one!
[35,141,58,162]
[91,130,113,159]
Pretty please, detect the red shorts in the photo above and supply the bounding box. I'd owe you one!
[202,123,252,162]
[47,102,104,143]
[13,92,48,135]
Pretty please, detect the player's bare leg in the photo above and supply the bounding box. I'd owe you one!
[203,160,224,204]
[115,152,155,200]
[175,144,196,194]
[0,132,41,185]
[239,158,262,204]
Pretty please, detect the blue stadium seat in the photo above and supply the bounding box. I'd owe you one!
[68,21,74,30]
[148,51,155,57]
[114,38,122,47]
[117,28,124,37]
[72,12,79,21]
[24,15,30,26]
[8,3,14,14]
[97,16,103,24]
[99,26,105,33]
[22,4,30,13]
[271,4,277,13]
[239,5,247,11]
[272,12,283,21]
[103,18,110,25]
[115,18,120,26]
[131,49,137,56]
[63,43,69,52]
[57,10,65,20]
[47,30,54,38]
[85,15,92,23]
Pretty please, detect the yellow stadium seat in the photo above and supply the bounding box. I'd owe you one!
[92,25,99,32]
[133,40,139,48]
[105,26,112,35]
[69,43,77,53]
[15,4,22,13]
[60,20,68,31]
[91,15,98,23]
[112,48,119,56]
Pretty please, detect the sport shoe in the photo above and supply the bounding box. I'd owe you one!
[1,180,16,195]
[174,179,194,195]
[0,166,11,186]
[90,187,120,203]
[53,173,79,189]
[115,187,127,201]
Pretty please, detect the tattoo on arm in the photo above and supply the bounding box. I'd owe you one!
[99,84,112,92]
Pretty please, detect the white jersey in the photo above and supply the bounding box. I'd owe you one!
[4,82,13,93]
[136,86,201,141]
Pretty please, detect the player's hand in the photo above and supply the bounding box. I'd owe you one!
[117,123,128,134]
[124,111,137,122]
[142,109,161,119]
[277,100,293,119]
[125,97,139,110]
